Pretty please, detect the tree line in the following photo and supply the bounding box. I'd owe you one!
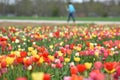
[0,0,120,17]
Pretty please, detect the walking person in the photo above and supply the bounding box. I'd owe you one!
[67,2,76,24]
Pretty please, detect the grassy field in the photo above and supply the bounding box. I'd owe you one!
[0,16,120,21]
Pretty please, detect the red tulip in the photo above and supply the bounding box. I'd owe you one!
[43,57,51,64]
[16,57,24,63]
[54,30,60,38]
[0,37,7,41]
[43,73,51,80]
[31,56,39,62]
[104,62,118,73]
[86,42,90,47]
[1,61,7,68]
[69,44,74,49]
[77,64,86,73]
[20,51,27,57]
[60,48,66,54]
[104,62,115,71]
[24,58,33,66]
[37,46,45,52]
[8,54,15,57]
[11,37,16,42]
[42,51,48,58]
[70,66,78,75]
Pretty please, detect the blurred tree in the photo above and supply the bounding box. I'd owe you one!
[2,0,7,15]
[0,0,120,17]
[15,0,33,16]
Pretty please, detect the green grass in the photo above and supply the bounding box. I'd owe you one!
[0,16,120,21]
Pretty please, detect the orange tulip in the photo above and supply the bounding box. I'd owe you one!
[71,74,83,80]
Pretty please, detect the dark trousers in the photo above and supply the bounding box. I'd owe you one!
[67,12,75,22]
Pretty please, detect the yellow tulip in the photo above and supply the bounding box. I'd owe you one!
[60,32,64,37]
[28,52,32,56]
[85,36,88,39]
[15,51,20,57]
[92,34,96,38]
[15,32,19,36]
[74,46,81,51]
[58,51,63,56]
[76,47,81,51]
[105,68,116,74]
[95,52,99,57]
[28,47,34,51]
[31,50,37,56]
[39,57,44,63]
[65,58,70,63]
[32,72,44,80]
[33,55,39,59]
[6,57,14,65]
[109,51,114,56]
[23,58,27,62]
[73,46,77,49]
[84,62,92,69]
[48,55,54,61]
[74,57,80,62]
[10,51,14,54]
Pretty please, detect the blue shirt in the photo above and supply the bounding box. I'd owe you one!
[68,4,75,13]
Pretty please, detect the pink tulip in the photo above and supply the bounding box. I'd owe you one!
[65,45,70,49]
[0,72,2,77]
[8,45,12,50]
[94,61,103,70]
[51,64,56,68]
[90,70,105,80]
[56,63,63,68]
[64,76,71,80]
[16,77,27,80]
[59,56,64,62]
[84,78,92,80]
[116,66,120,75]
[1,68,8,74]
[114,66,120,80]
[104,52,108,58]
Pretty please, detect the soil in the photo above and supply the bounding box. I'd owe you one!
[0,22,64,27]
[0,22,119,27]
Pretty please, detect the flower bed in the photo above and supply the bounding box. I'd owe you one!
[0,24,120,80]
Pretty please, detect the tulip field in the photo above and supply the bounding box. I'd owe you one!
[0,24,120,80]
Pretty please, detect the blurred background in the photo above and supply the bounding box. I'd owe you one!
[0,0,120,18]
